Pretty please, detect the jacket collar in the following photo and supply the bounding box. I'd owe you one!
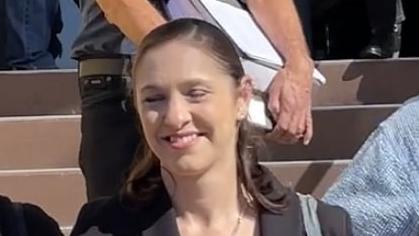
[259,194,303,236]
[143,208,180,236]
[141,203,303,236]
[141,174,303,236]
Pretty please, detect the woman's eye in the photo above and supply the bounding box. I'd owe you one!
[143,95,165,103]
[188,89,207,98]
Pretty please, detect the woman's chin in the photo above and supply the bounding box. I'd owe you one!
[164,160,211,177]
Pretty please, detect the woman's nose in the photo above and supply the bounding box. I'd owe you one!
[162,96,192,130]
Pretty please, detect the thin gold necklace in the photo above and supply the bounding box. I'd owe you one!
[230,203,248,236]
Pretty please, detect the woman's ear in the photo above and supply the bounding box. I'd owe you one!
[236,75,254,121]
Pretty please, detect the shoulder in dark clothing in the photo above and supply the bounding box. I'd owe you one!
[71,190,171,236]
[0,195,63,236]
[316,199,353,236]
[71,169,352,236]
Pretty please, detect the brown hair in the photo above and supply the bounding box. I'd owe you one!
[123,18,288,213]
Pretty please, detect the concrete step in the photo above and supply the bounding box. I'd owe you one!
[0,104,396,172]
[0,161,348,228]
[262,160,350,198]
[0,69,80,117]
[0,115,80,170]
[1,59,419,117]
[0,168,86,228]
[264,104,398,161]
[314,58,419,106]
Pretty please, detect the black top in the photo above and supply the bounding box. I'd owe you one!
[70,169,352,236]
[0,195,63,236]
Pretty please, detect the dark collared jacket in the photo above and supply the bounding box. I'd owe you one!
[70,170,352,236]
[0,195,63,236]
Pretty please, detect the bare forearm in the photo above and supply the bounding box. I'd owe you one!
[247,0,313,72]
[96,0,166,45]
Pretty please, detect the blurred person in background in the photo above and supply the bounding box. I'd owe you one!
[360,0,405,58]
[0,0,62,70]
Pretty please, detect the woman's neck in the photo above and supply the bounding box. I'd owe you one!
[163,158,243,227]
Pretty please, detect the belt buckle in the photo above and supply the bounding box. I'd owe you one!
[81,76,110,90]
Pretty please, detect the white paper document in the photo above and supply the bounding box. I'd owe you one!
[200,0,326,85]
[247,95,273,130]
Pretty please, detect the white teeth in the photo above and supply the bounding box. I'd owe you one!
[169,134,197,143]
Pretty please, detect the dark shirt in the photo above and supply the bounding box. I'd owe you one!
[4,0,62,69]
[0,195,63,236]
[71,167,353,236]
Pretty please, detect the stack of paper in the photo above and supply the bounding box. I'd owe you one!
[199,0,326,86]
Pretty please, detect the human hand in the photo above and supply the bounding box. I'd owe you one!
[265,63,313,145]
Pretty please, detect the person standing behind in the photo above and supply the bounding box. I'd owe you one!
[2,0,62,70]
[360,0,405,58]
[72,0,166,201]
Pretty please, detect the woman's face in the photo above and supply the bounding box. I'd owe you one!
[134,41,251,176]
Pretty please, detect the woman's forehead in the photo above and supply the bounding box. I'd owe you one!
[135,41,230,82]
[139,41,223,69]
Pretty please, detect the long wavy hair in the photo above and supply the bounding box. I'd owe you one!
[122,18,288,213]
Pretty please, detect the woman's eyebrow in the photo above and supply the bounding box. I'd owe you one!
[140,84,161,93]
[182,78,212,87]
[140,78,212,93]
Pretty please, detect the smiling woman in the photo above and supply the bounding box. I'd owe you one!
[70,18,353,236]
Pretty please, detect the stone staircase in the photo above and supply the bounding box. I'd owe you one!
[1,58,418,231]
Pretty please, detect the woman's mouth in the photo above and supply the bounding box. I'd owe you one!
[162,132,204,149]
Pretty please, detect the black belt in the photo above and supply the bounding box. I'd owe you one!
[78,57,133,94]
[78,57,132,78]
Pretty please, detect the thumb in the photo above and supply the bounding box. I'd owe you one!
[267,75,284,118]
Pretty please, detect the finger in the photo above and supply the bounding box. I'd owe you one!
[271,120,296,145]
[288,106,305,140]
[265,130,281,143]
[296,107,307,138]
[303,110,313,145]
[265,132,293,144]
[267,92,280,120]
[277,104,292,136]
[281,132,299,144]
[280,123,301,144]
[287,113,299,138]
[267,77,283,117]
[267,130,297,144]
[265,123,289,144]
